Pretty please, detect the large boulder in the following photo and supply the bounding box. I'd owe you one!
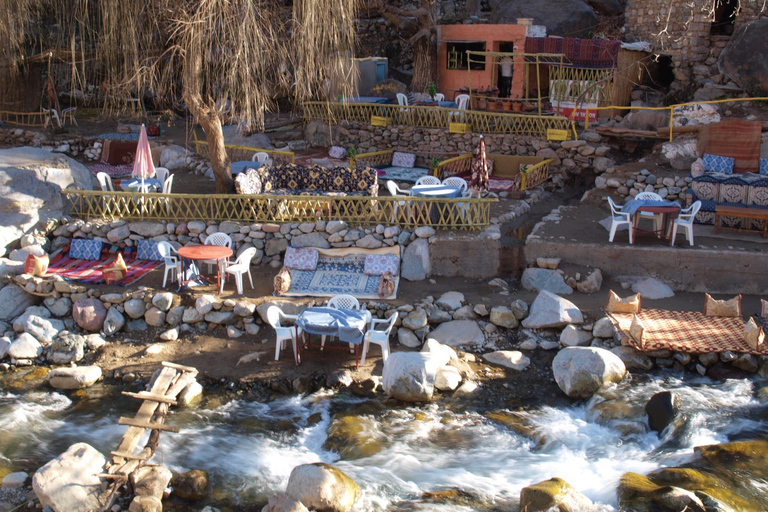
[368,79,408,99]
[521,268,573,295]
[0,284,40,321]
[718,18,768,96]
[48,366,102,389]
[171,469,210,501]
[522,290,583,329]
[401,238,430,281]
[0,148,92,257]
[382,352,439,402]
[552,346,627,398]
[427,319,485,347]
[32,443,107,512]
[72,299,107,332]
[519,477,594,512]
[285,463,360,512]
[305,120,333,148]
[489,0,598,38]
[645,391,680,434]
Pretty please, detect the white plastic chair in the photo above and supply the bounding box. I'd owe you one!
[670,200,701,246]
[434,93,445,102]
[155,166,169,184]
[322,294,360,351]
[251,152,273,167]
[156,241,181,287]
[415,175,441,186]
[396,93,411,123]
[396,93,409,107]
[386,180,411,222]
[96,172,114,192]
[607,196,633,243]
[635,191,664,232]
[267,306,300,363]
[442,176,469,196]
[61,107,77,126]
[360,312,398,367]
[203,232,233,273]
[43,108,61,128]
[222,247,257,294]
[455,94,470,110]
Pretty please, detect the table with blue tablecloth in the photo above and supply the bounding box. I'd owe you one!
[119,177,162,193]
[296,307,372,367]
[623,199,681,245]
[343,96,393,104]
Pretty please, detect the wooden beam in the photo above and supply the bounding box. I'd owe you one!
[118,417,180,433]
[122,391,178,405]
[110,451,150,461]
[162,361,199,374]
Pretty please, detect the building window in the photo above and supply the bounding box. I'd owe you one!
[446,41,486,70]
[711,0,737,35]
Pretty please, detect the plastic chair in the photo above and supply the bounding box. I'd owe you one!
[156,241,181,287]
[222,247,257,294]
[670,200,702,246]
[386,180,411,222]
[61,107,77,126]
[635,191,664,232]
[96,172,114,192]
[360,312,398,367]
[607,196,633,243]
[43,108,61,128]
[267,306,300,363]
[442,176,469,195]
[455,94,470,110]
[155,166,169,184]
[322,294,361,351]
[434,93,445,102]
[251,152,273,167]
[396,93,409,107]
[203,232,233,273]
[415,175,441,186]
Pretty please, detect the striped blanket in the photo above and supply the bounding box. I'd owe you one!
[46,244,161,286]
[697,120,762,174]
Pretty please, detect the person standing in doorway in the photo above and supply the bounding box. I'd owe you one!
[500,55,513,98]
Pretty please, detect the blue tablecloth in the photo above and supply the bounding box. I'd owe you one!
[343,96,393,104]
[120,177,162,192]
[231,161,264,175]
[411,185,461,198]
[415,100,459,109]
[297,307,371,344]
[623,199,681,218]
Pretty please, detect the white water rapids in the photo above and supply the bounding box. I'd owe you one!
[1,374,765,511]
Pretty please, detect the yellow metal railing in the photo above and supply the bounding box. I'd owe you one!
[66,190,496,230]
[303,101,574,138]
[193,131,295,165]
[0,110,51,127]
[350,149,394,169]
[434,156,552,191]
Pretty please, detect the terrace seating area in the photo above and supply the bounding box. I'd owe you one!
[236,163,379,197]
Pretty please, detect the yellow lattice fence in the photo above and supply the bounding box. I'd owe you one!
[193,133,295,165]
[303,101,574,138]
[548,67,614,110]
[350,150,394,169]
[434,156,552,191]
[434,154,473,179]
[66,190,495,229]
[0,111,51,127]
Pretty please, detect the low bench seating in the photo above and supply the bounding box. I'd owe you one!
[714,205,768,238]
[686,171,768,231]
[236,163,378,197]
[435,153,553,192]
[350,149,431,183]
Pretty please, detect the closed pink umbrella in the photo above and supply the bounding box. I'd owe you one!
[133,124,156,193]
[469,134,489,196]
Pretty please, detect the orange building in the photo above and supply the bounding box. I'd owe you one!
[436,23,532,101]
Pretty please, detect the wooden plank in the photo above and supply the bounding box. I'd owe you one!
[122,391,178,405]
[118,417,180,433]
[162,361,199,374]
[110,451,150,461]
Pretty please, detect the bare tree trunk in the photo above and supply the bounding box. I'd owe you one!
[182,47,233,194]
[407,0,436,92]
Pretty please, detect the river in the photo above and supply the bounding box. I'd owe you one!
[2,371,767,511]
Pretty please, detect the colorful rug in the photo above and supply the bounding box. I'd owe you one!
[98,133,141,141]
[697,120,762,174]
[87,162,134,178]
[100,139,138,165]
[46,244,161,286]
[281,246,400,299]
[608,309,767,354]
[378,166,431,183]
[525,37,620,68]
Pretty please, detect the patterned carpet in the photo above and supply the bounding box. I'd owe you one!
[46,244,161,286]
[608,309,766,354]
[378,166,431,183]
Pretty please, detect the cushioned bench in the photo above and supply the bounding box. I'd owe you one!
[350,150,431,183]
[686,171,768,231]
[235,163,378,197]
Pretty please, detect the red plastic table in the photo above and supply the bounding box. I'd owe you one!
[177,245,233,293]
[632,205,681,246]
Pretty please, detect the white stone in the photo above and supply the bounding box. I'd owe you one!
[521,290,583,329]
[8,332,42,359]
[195,295,216,315]
[0,336,11,359]
[152,292,174,312]
[552,347,627,398]
[435,291,464,310]
[428,320,485,347]
[123,298,146,319]
[483,350,531,371]
[0,284,39,321]
[227,326,243,338]
[414,226,435,238]
[592,317,615,338]
[435,365,462,391]
[397,328,422,348]
[559,324,593,347]
[2,471,27,489]
[159,328,179,341]
[33,443,106,512]
[382,352,439,402]
[49,366,103,389]
[631,278,675,299]
[102,307,125,336]
[285,463,360,512]
[420,338,457,366]
[178,381,203,406]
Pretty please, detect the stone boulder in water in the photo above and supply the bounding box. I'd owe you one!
[645,391,679,434]
[171,469,210,501]
[519,477,594,512]
[285,463,360,512]
[552,346,626,398]
[382,352,439,402]
[32,442,107,512]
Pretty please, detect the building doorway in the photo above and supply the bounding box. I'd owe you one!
[497,42,515,98]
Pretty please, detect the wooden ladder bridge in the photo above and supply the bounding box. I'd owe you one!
[99,361,198,511]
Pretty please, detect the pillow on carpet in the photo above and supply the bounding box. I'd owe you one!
[605,290,641,314]
[745,317,765,351]
[378,271,396,298]
[392,151,416,168]
[760,158,768,176]
[702,153,734,174]
[364,254,399,276]
[329,146,346,159]
[284,247,319,271]
[69,239,104,260]
[629,314,644,344]
[24,252,49,276]
[273,266,292,295]
[137,240,164,262]
[704,293,741,317]
[103,253,128,284]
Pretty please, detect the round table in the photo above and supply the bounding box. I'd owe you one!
[410,184,461,198]
[177,245,233,293]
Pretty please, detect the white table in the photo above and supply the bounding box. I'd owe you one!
[120,177,162,193]
[411,184,461,198]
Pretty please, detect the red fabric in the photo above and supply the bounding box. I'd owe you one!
[46,244,161,286]
[100,140,137,165]
[697,120,762,174]
[524,37,620,68]
[469,136,489,195]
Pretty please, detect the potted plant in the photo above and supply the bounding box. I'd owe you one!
[427,82,438,101]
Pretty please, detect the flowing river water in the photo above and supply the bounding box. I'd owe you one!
[2,370,768,511]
